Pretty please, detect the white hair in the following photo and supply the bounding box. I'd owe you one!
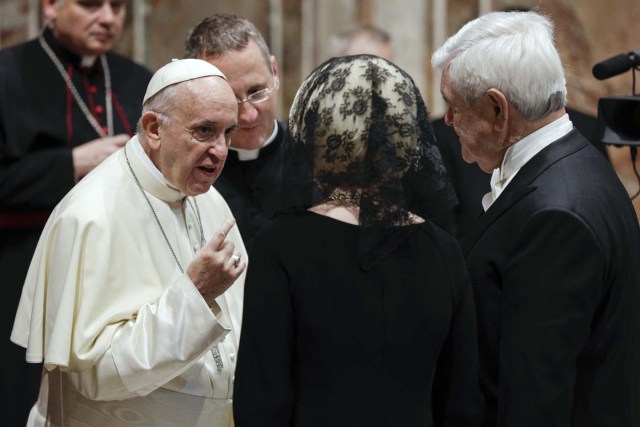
[136,84,179,135]
[432,11,567,121]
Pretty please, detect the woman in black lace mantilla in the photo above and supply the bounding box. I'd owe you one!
[233,55,482,426]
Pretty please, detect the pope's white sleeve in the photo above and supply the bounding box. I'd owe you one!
[67,273,231,401]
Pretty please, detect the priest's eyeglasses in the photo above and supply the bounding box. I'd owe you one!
[237,79,278,106]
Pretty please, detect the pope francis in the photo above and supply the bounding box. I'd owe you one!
[11,59,247,426]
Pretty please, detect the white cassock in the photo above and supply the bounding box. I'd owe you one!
[11,136,246,427]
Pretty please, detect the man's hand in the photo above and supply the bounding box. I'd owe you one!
[72,134,129,181]
[186,218,246,307]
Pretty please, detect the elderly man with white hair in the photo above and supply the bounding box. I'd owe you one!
[432,10,640,427]
[11,58,247,427]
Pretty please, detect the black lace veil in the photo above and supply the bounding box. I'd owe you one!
[279,54,457,269]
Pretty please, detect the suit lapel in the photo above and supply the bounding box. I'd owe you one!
[462,130,589,255]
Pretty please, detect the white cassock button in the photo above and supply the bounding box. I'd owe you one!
[230,353,236,361]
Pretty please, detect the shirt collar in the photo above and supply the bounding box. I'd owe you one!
[498,113,573,185]
[230,120,279,161]
[482,113,573,211]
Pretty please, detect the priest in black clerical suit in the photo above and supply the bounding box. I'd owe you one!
[184,14,286,250]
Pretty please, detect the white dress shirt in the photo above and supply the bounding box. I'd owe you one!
[482,114,574,211]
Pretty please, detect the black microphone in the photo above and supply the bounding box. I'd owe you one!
[592,50,640,80]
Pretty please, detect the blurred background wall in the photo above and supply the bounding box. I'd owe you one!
[2,0,640,215]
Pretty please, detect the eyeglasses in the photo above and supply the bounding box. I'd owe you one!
[237,80,278,106]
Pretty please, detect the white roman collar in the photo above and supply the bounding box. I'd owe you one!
[125,135,185,202]
[230,120,279,161]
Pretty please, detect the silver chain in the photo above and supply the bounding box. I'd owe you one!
[39,35,114,138]
[124,146,224,372]
[186,198,206,248]
[124,146,204,273]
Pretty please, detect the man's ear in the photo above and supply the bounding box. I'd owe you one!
[486,88,509,132]
[270,56,279,87]
[42,0,59,22]
[141,111,162,150]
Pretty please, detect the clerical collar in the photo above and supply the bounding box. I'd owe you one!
[80,55,98,69]
[43,27,97,70]
[130,135,184,196]
[230,120,278,161]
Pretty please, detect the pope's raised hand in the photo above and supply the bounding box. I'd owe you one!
[186,218,245,307]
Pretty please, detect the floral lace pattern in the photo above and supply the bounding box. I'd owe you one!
[280,55,457,268]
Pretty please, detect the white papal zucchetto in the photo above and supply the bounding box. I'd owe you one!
[143,58,227,105]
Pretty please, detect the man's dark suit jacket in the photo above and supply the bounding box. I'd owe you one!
[432,108,608,244]
[462,130,640,426]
